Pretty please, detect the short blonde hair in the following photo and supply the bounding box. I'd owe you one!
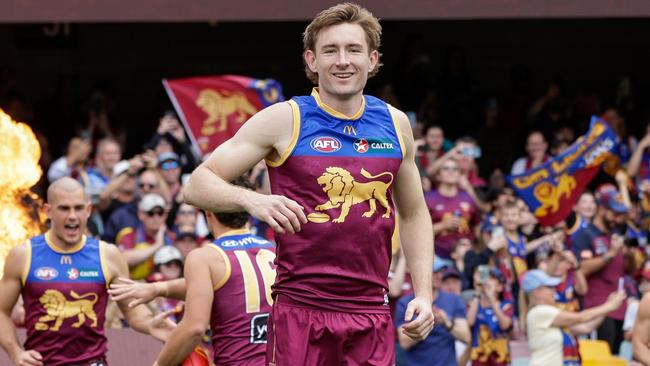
[303,3,383,84]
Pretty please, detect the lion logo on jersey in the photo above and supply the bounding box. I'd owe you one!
[196,89,258,135]
[313,167,394,223]
[470,324,510,362]
[34,289,99,331]
[533,173,576,217]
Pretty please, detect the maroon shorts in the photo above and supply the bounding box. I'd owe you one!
[266,297,395,366]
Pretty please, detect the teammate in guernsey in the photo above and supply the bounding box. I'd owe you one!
[109,180,275,366]
[0,177,175,366]
[182,3,435,365]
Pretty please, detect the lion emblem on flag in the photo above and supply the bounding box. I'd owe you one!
[314,167,394,223]
[34,289,99,331]
[533,173,576,217]
[196,89,258,135]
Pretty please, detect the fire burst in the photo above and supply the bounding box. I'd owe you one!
[0,108,46,277]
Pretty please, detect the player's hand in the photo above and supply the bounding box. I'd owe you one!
[148,309,178,342]
[243,191,307,234]
[13,349,43,366]
[108,277,158,308]
[401,296,435,341]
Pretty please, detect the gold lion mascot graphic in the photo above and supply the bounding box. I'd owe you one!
[314,167,394,223]
[533,173,576,217]
[471,324,510,363]
[35,289,99,331]
[196,89,257,135]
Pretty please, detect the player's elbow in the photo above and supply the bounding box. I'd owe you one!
[186,323,209,339]
[182,180,198,206]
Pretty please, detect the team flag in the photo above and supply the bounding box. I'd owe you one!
[507,117,617,226]
[163,75,284,156]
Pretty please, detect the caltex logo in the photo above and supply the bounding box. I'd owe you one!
[67,268,79,280]
[354,138,369,153]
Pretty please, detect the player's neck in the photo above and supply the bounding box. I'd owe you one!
[315,88,364,118]
[45,230,84,251]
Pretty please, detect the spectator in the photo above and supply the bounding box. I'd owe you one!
[450,238,471,289]
[623,268,650,342]
[573,184,630,352]
[523,269,626,366]
[565,191,597,248]
[627,123,650,183]
[467,266,512,366]
[396,262,471,366]
[488,201,557,317]
[173,226,199,260]
[544,249,587,312]
[148,246,185,322]
[426,158,480,264]
[104,167,169,242]
[117,193,175,280]
[441,266,463,295]
[145,110,199,175]
[510,131,550,176]
[82,137,122,202]
[47,135,92,182]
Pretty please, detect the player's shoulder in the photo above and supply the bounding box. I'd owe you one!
[249,101,293,125]
[3,241,30,277]
[99,241,122,262]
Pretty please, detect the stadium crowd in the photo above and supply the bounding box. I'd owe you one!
[2,45,650,366]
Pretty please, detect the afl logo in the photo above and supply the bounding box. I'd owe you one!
[35,267,58,280]
[353,138,369,153]
[310,137,341,153]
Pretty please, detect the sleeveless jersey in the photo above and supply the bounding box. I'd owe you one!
[21,233,110,366]
[266,88,404,312]
[208,229,276,365]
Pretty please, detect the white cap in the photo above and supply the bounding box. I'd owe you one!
[153,246,183,265]
[138,193,166,212]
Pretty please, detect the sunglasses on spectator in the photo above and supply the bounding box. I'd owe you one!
[139,183,157,189]
[145,209,165,217]
[161,161,179,171]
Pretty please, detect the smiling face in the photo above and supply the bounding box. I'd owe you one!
[304,22,378,101]
[45,187,91,247]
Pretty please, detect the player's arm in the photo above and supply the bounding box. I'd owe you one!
[390,106,435,341]
[183,102,306,234]
[109,278,187,308]
[155,248,216,366]
[633,293,650,364]
[103,243,175,342]
[0,243,43,366]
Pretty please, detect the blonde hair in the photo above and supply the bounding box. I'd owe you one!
[303,3,383,84]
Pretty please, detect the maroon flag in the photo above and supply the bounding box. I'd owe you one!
[163,75,284,156]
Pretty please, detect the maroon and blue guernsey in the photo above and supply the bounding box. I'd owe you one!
[208,229,276,366]
[21,232,110,366]
[266,88,404,313]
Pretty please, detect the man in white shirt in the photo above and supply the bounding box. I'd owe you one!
[523,269,625,366]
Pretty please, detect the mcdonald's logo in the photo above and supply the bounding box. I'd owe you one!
[343,125,357,136]
[60,255,72,265]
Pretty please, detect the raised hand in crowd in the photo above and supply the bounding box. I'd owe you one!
[627,130,650,178]
[66,136,92,170]
[142,150,159,170]
[157,114,186,143]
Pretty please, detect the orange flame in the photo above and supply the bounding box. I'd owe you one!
[0,108,46,277]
